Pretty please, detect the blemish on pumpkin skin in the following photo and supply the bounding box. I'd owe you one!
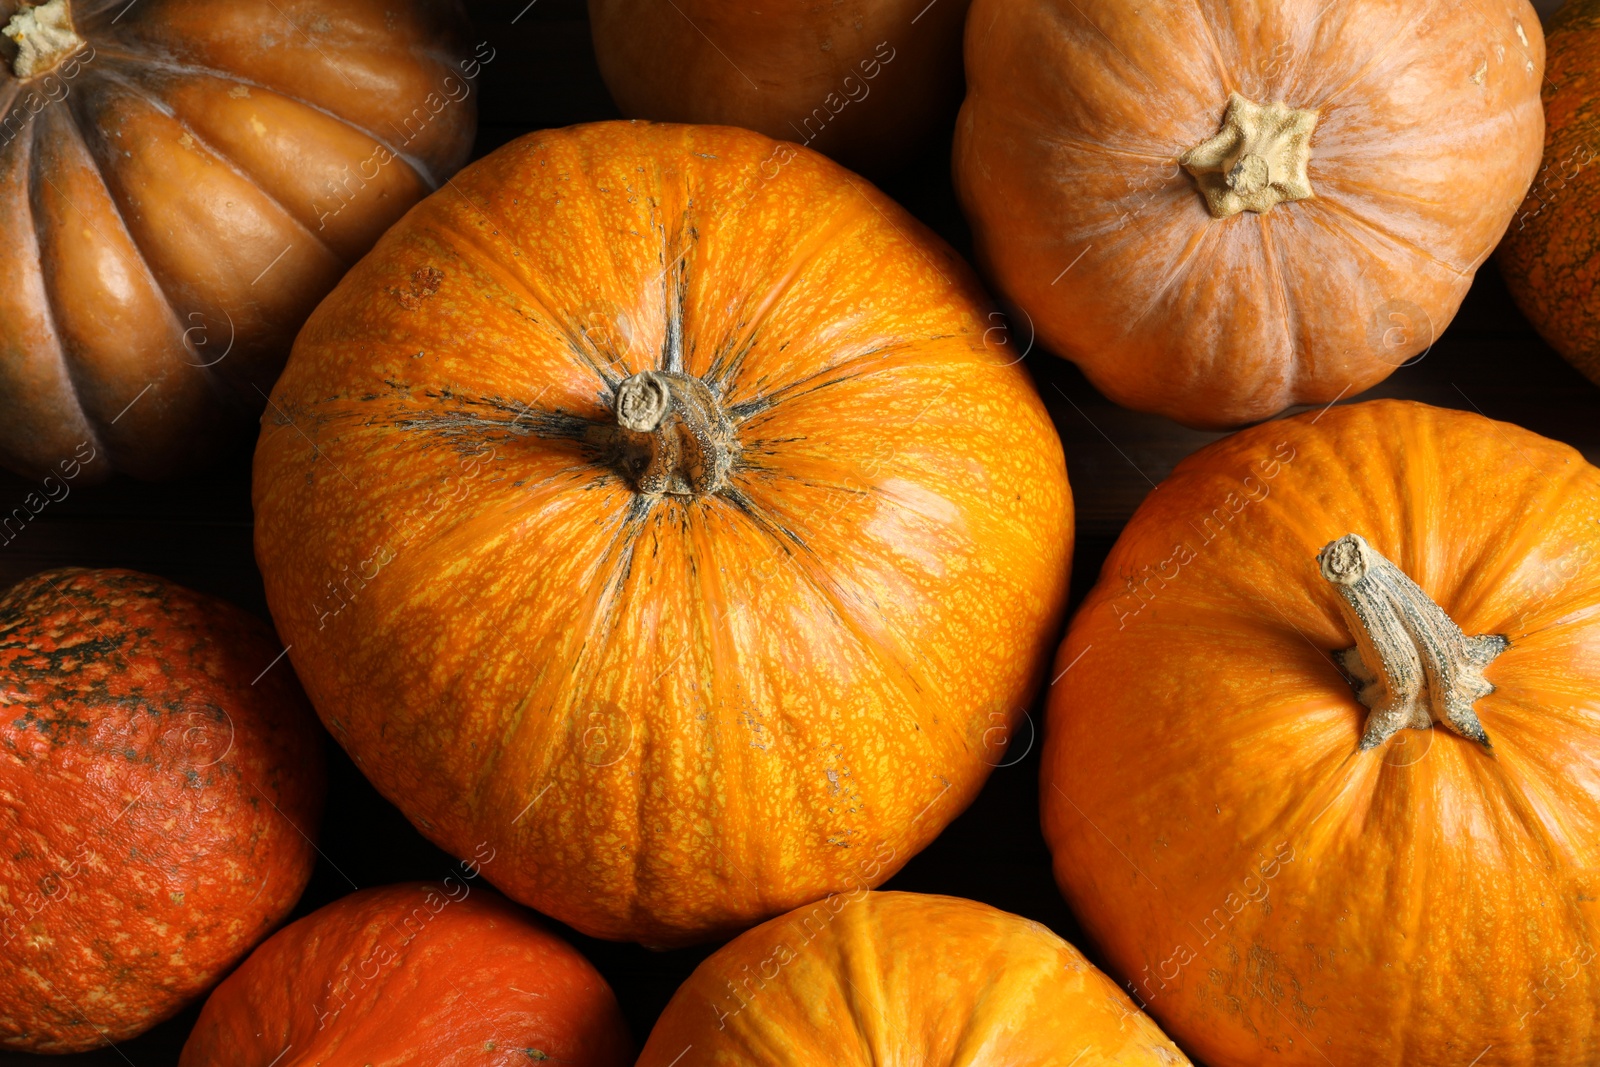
[388,267,445,310]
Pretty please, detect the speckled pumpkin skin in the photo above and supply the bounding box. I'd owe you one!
[1500,0,1600,383]
[0,568,324,1053]
[637,891,1191,1066]
[180,882,633,1067]
[1044,401,1600,1066]
[252,121,1074,946]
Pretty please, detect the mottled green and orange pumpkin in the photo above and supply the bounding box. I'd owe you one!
[0,568,324,1053]
[1500,0,1600,384]
[253,121,1073,946]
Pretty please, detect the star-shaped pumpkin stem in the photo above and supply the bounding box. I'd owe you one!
[3,0,84,80]
[1181,92,1319,218]
[1318,533,1507,751]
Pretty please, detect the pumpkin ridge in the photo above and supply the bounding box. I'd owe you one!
[89,46,444,188]
[1307,192,1476,279]
[1258,214,1301,395]
[1446,461,1591,629]
[1472,692,1600,859]
[411,217,629,391]
[1115,219,1223,344]
[20,116,113,462]
[700,194,877,396]
[1182,0,1235,96]
[733,341,982,423]
[715,484,948,750]
[1316,0,1453,108]
[100,68,346,266]
[42,83,256,441]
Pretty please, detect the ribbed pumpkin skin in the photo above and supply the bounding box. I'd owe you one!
[1043,401,1600,1066]
[954,0,1546,428]
[252,121,1073,946]
[587,0,970,176]
[0,568,324,1053]
[1500,0,1600,383]
[0,0,475,482]
[180,883,633,1067]
[638,891,1191,1066]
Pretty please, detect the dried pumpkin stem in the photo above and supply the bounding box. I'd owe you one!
[613,370,737,496]
[1181,93,1318,218]
[1318,533,1506,751]
[3,0,84,80]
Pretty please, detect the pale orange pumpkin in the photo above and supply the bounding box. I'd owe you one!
[0,0,477,481]
[1044,400,1600,1066]
[954,0,1547,428]
[253,121,1074,947]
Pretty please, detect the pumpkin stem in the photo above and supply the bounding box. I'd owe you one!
[1318,534,1506,751]
[1181,93,1318,218]
[3,0,84,80]
[613,370,738,496]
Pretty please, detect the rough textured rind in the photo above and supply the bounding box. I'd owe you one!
[0,0,477,482]
[0,568,325,1053]
[637,891,1191,1066]
[955,0,1547,428]
[252,121,1075,947]
[1043,400,1600,1067]
[1499,0,1600,383]
[180,883,633,1067]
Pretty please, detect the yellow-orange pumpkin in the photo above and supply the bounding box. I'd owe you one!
[954,0,1546,428]
[587,0,970,176]
[0,0,477,481]
[638,891,1190,1066]
[253,121,1073,946]
[1044,400,1600,1066]
[1499,0,1600,383]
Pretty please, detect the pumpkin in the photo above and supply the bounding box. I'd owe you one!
[587,0,970,176]
[1499,0,1600,385]
[953,0,1547,428]
[637,890,1190,1065]
[252,120,1073,946]
[0,568,324,1053]
[180,881,633,1067]
[0,0,477,483]
[1042,399,1600,1066]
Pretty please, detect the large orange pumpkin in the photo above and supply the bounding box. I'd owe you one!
[954,0,1547,428]
[0,0,477,482]
[181,882,633,1067]
[588,0,971,176]
[1043,400,1600,1066]
[1500,0,1600,384]
[253,120,1073,947]
[0,568,324,1053]
[637,890,1191,1065]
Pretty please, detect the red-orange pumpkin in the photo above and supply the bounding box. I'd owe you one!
[1044,400,1600,1066]
[181,882,633,1067]
[954,0,1547,427]
[252,121,1073,946]
[0,568,324,1053]
[587,0,970,176]
[0,0,477,481]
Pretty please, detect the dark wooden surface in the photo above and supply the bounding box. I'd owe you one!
[2,0,1597,1062]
